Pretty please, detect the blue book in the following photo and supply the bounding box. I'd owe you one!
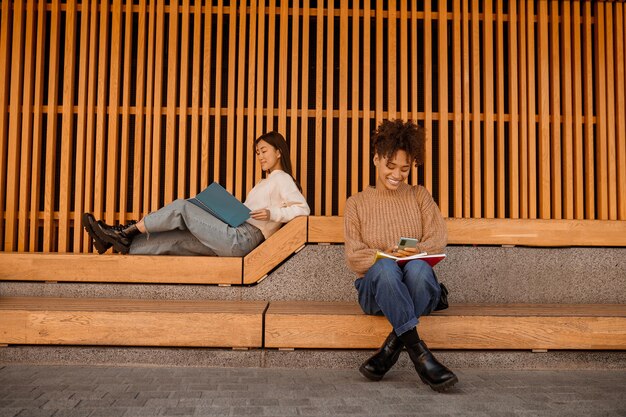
[188,182,251,227]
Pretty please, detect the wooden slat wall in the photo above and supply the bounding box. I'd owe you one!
[1,0,625,253]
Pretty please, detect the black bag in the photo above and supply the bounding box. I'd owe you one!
[434,282,449,311]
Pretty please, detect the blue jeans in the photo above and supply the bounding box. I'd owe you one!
[355,258,442,336]
[129,199,264,256]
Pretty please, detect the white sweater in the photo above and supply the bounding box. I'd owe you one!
[244,170,310,239]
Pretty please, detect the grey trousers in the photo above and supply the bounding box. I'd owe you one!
[129,199,264,256]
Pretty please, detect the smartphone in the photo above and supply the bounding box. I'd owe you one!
[397,237,418,250]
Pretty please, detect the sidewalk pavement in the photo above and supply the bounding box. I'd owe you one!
[0,365,624,417]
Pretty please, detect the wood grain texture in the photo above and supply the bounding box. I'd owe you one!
[265,301,626,349]
[0,297,267,348]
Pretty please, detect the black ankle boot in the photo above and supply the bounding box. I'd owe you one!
[93,220,140,254]
[359,331,404,381]
[82,213,111,254]
[405,340,458,392]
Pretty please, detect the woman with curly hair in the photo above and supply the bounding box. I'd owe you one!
[344,119,457,392]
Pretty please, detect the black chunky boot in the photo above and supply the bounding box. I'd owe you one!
[82,213,110,254]
[93,219,140,254]
[359,331,404,381]
[399,328,457,392]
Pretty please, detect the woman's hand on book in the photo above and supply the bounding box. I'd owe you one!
[389,246,420,258]
[250,208,270,221]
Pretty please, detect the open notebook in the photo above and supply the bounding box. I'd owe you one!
[188,182,251,227]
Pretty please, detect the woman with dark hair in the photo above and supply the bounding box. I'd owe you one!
[83,131,309,256]
[344,119,457,392]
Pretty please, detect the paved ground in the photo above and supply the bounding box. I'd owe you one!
[0,365,624,417]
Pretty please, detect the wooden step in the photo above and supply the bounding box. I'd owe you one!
[0,297,267,348]
[264,301,626,350]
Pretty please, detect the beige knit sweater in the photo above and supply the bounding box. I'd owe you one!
[344,183,447,276]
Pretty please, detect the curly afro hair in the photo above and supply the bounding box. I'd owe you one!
[371,119,426,166]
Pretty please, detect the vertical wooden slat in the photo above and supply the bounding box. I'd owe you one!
[572,0,585,220]
[106,0,123,226]
[462,0,470,217]
[133,0,148,219]
[537,0,550,219]
[452,0,462,217]
[387,0,396,119]
[351,1,360,196]
[518,0,528,218]
[423,0,433,192]
[225,0,238,193]
[508,0,519,219]
[583,1,595,219]
[189,0,202,197]
[470,0,481,217]
[255,0,266,184]
[18,0,37,251]
[410,0,419,185]
[289,1,300,180]
[277,0,288,134]
[314,1,323,214]
[164,0,179,203]
[616,3,626,220]
[299,1,309,196]
[58,0,78,251]
[604,2,617,221]
[594,2,608,220]
[482,0,494,218]
[178,0,191,199]
[561,0,574,220]
[213,1,225,183]
[82,0,100,251]
[6,0,26,251]
[438,0,448,216]
[265,0,276,133]
[549,0,561,219]
[42,0,62,251]
[142,0,157,213]
[496,0,505,218]
[246,0,258,194]
[362,1,371,186]
[0,0,12,250]
[235,0,248,200]
[375,1,383,124]
[118,0,134,222]
[150,0,165,210]
[399,0,408,121]
[337,0,348,214]
[526,0,537,219]
[325,2,334,215]
[201,0,213,189]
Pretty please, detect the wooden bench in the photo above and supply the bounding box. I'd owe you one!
[0,216,308,285]
[264,301,626,350]
[0,297,267,348]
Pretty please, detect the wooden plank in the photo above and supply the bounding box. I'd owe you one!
[94,0,110,223]
[243,216,308,284]
[299,1,309,196]
[150,0,165,211]
[561,0,574,220]
[518,0,528,219]
[289,1,300,184]
[350,0,360,197]
[246,0,258,194]
[178,0,191,200]
[362,1,371,187]
[58,0,78,252]
[549,0,562,220]
[325,2,334,215]
[595,2,608,220]
[133,0,148,220]
[438,0,448,216]
[72,0,92,252]
[0,254,242,285]
[164,0,179,203]
[234,0,247,201]
[189,0,202,197]
[314,1,323,215]
[213,2,225,182]
[18,0,37,252]
[277,0,288,134]
[508,0,519,219]
[572,0,584,220]
[118,0,134,223]
[387,0,397,118]
[423,0,433,192]
[616,4,626,220]
[483,0,494,219]
[526,0,537,219]
[265,0,276,133]
[452,0,462,218]
[0,0,11,251]
[496,0,505,218]
[399,0,408,121]
[307,215,626,247]
[202,0,213,189]
[0,297,266,348]
[462,0,470,216]
[583,1,595,219]
[604,2,617,221]
[375,1,383,124]
[5,0,26,252]
[470,0,481,217]
[42,0,62,252]
[142,0,157,214]
[265,302,626,350]
[337,0,348,214]
[225,0,237,194]
[537,0,550,219]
